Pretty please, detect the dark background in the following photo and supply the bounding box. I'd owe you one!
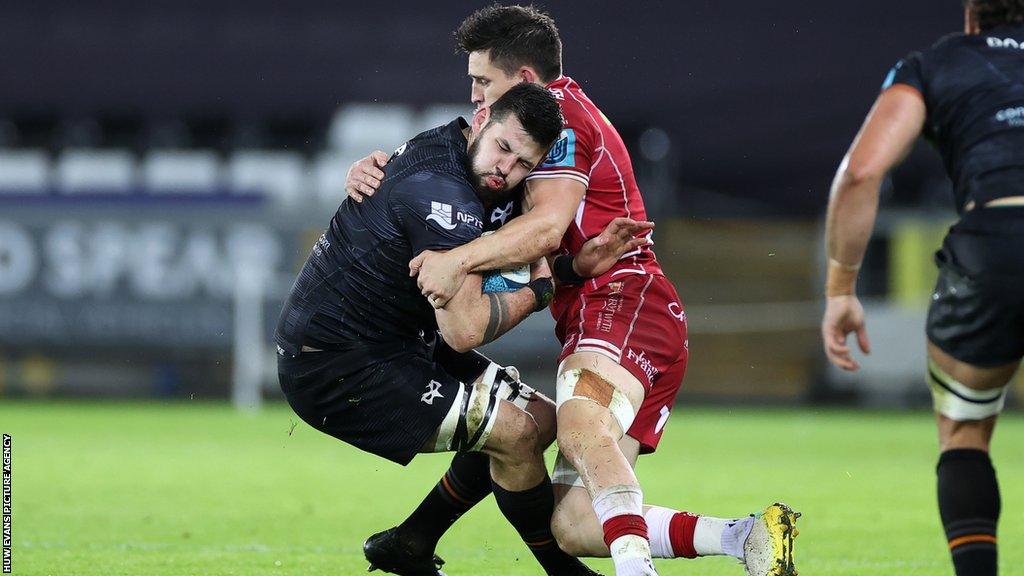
[2,0,961,214]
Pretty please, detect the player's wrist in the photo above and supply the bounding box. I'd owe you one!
[528,277,555,312]
[825,258,860,297]
[553,255,586,285]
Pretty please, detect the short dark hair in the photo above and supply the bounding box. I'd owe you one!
[964,0,1024,30]
[487,82,562,149]
[455,4,562,83]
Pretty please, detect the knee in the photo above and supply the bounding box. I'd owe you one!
[556,412,617,463]
[493,412,542,464]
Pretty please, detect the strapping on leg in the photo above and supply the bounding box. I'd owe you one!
[927,358,1007,421]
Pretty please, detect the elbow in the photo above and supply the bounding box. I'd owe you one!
[440,329,480,353]
[537,224,563,255]
[838,162,884,189]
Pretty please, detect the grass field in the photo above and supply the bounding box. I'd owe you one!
[3,402,1023,576]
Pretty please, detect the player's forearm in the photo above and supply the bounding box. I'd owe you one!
[437,288,536,352]
[450,212,563,274]
[824,165,882,296]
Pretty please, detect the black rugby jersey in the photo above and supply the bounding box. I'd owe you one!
[275,119,517,355]
[884,24,1024,212]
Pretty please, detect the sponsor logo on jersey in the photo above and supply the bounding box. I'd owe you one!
[421,380,444,405]
[995,106,1024,127]
[626,348,659,383]
[549,88,565,100]
[425,202,458,230]
[425,201,483,230]
[491,201,514,226]
[542,129,576,168]
[987,36,1024,50]
[668,302,686,323]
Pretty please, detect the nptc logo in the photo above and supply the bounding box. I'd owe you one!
[425,202,457,230]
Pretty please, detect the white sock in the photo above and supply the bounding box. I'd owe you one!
[609,535,659,576]
[593,486,657,575]
[644,506,753,560]
[643,506,677,558]
[695,515,754,559]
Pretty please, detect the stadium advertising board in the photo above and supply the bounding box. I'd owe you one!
[0,197,303,349]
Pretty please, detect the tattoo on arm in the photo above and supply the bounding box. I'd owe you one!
[483,292,510,344]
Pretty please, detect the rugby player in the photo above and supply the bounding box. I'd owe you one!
[348,6,798,576]
[821,2,1024,575]
[276,83,599,575]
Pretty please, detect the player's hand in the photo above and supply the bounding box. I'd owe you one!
[822,295,872,371]
[410,250,467,309]
[345,150,389,203]
[573,217,655,278]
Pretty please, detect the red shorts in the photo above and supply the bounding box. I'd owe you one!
[552,274,688,453]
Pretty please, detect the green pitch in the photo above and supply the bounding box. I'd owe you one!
[4,402,1023,575]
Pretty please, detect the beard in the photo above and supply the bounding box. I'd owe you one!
[464,137,513,206]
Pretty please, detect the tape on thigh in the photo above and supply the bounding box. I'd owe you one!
[555,368,637,437]
[434,362,535,452]
[927,358,1008,421]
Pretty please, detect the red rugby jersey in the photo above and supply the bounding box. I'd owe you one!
[527,76,664,289]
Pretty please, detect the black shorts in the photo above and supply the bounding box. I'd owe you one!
[927,207,1024,367]
[278,337,492,466]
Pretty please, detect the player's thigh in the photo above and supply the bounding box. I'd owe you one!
[928,341,1020,391]
[423,359,541,455]
[557,350,646,439]
[928,342,1018,451]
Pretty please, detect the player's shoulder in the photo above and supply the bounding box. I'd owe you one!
[385,119,472,183]
[548,76,600,128]
[394,169,479,208]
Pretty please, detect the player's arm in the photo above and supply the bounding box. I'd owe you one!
[435,259,553,353]
[822,84,926,371]
[411,177,584,307]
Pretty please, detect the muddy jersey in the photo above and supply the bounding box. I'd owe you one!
[275,119,487,355]
[884,25,1024,212]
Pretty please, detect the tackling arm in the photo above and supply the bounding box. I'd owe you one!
[434,260,551,353]
[411,177,584,308]
[451,177,585,272]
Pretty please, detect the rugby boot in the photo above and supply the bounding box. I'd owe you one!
[741,502,799,576]
[364,527,446,576]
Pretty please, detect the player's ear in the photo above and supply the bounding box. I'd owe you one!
[519,67,538,84]
[471,106,491,134]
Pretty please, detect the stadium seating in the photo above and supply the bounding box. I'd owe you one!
[0,149,50,194]
[142,149,223,194]
[327,103,415,154]
[55,149,136,194]
[227,150,305,205]
[414,103,474,134]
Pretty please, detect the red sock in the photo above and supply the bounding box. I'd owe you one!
[668,511,699,558]
[602,514,649,547]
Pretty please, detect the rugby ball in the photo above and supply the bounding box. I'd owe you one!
[482,265,530,294]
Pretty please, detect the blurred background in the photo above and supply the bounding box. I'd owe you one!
[0,0,1019,411]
